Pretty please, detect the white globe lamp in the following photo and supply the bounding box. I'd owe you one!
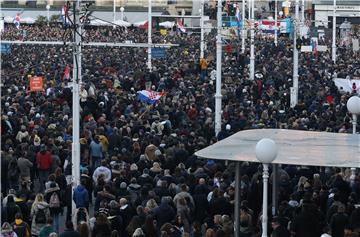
[256,138,277,164]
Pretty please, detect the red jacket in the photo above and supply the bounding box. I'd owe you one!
[36,151,52,171]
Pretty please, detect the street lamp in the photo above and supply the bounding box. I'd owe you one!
[199,0,204,59]
[46,4,50,26]
[256,138,278,237]
[347,96,360,185]
[120,7,125,21]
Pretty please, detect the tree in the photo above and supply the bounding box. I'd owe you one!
[50,14,60,24]
[35,15,47,25]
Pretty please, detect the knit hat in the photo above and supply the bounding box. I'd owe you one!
[132,228,145,237]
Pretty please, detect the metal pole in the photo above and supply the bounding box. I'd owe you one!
[234,162,240,237]
[200,0,205,59]
[350,114,357,185]
[241,0,245,53]
[215,0,222,136]
[72,0,81,215]
[113,0,116,28]
[249,0,255,80]
[291,0,299,107]
[148,0,152,71]
[262,163,270,237]
[301,0,305,23]
[274,0,278,46]
[332,0,336,63]
[272,164,278,216]
[47,8,50,26]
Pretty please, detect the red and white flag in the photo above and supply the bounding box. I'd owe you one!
[177,20,186,33]
[62,65,70,80]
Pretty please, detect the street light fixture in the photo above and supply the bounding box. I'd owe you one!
[256,138,278,237]
[120,7,125,21]
[46,4,50,26]
[347,95,360,185]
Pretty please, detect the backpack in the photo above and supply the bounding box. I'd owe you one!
[35,208,47,224]
[8,161,19,180]
[49,192,60,208]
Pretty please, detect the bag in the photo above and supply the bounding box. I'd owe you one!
[49,192,60,208]
[35,208,47,224]
[8,161,19,180]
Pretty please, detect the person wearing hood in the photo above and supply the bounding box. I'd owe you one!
[92,160,111,184]
[1,222,18,237]
[44,182,62,233]
[30,194,50,237]
[11,213,30,237]
[73,179,90,210]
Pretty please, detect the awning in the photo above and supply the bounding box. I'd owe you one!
[112,19,131,27]
[195,129,360,168]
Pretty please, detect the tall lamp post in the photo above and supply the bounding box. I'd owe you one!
[120,6,125,21]
[148,0,152,71]
[256,138,278,237]
[291,0,299,108]
[199,0,205,59]
[347,96,360,185]
[274,0,278,46]
[215,0,222,136]
[249,0,255,80]
[332,0,337,63]
[113,0,116,28]
[46,4,50,26]
[241,0,245,53]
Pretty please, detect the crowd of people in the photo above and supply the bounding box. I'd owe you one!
[1,19,360,237]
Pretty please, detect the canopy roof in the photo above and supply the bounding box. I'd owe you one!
[195,129,360,168]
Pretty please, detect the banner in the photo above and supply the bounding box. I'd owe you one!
[30,76,44,92]
[160,29,167,36]
[152,48,166,59]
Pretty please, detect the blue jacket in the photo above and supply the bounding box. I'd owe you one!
[73,185,89,208]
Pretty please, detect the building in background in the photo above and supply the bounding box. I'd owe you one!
[313,0,360,28]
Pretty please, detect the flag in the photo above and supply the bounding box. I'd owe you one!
[137,90,165,104]
[311,38,318,56]
[61,5,69,26]
[139,21,149,29]
[235,6,241,38]
[177,20,186,33]
[63,65,70,80]
[13,13,20,30]
[260,20,280,34]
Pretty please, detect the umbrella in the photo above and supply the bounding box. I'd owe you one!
[133,20,148,28]
[4,16,14,23]
[21,17,35,24]
[90,19,111,26]
[112,19,131,27]
[159,21,174,29]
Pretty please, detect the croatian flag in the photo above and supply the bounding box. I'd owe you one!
[137,90,165,104]
[62,65,70,80]
[61,5,69,26]
[260,20,280,34]
[13,13,20,30]
[177,20,186,33]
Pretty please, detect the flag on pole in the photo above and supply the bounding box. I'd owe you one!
[13,13,20,30]
[235,5,241,39]
[177,20,186,33]
[62,65,70,80]
[61,5,69,26]
[137,90,165,104]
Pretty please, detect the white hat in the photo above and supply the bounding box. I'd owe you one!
[226,124,231,130]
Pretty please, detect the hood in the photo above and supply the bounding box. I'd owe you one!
[37,201,49,209]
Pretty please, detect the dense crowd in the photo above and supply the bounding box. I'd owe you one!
[1,21,360,237]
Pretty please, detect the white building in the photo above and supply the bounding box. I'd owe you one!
[313,0,360,28]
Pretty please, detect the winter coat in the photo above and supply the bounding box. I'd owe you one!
[73,185,89,208]
[30,202,51,236]
[44,186,62,215]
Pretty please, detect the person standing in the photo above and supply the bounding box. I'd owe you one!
[38,217,56,237]
[60,221,80,237]
[36,145,52,192]
[330,204,349,237]
[73,179,90,210]
[11,213,31,237]
[17,154,33,190]
[271,217,290,237]
[30,194,51,237]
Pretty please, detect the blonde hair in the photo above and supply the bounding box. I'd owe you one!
[32,193,44,209]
